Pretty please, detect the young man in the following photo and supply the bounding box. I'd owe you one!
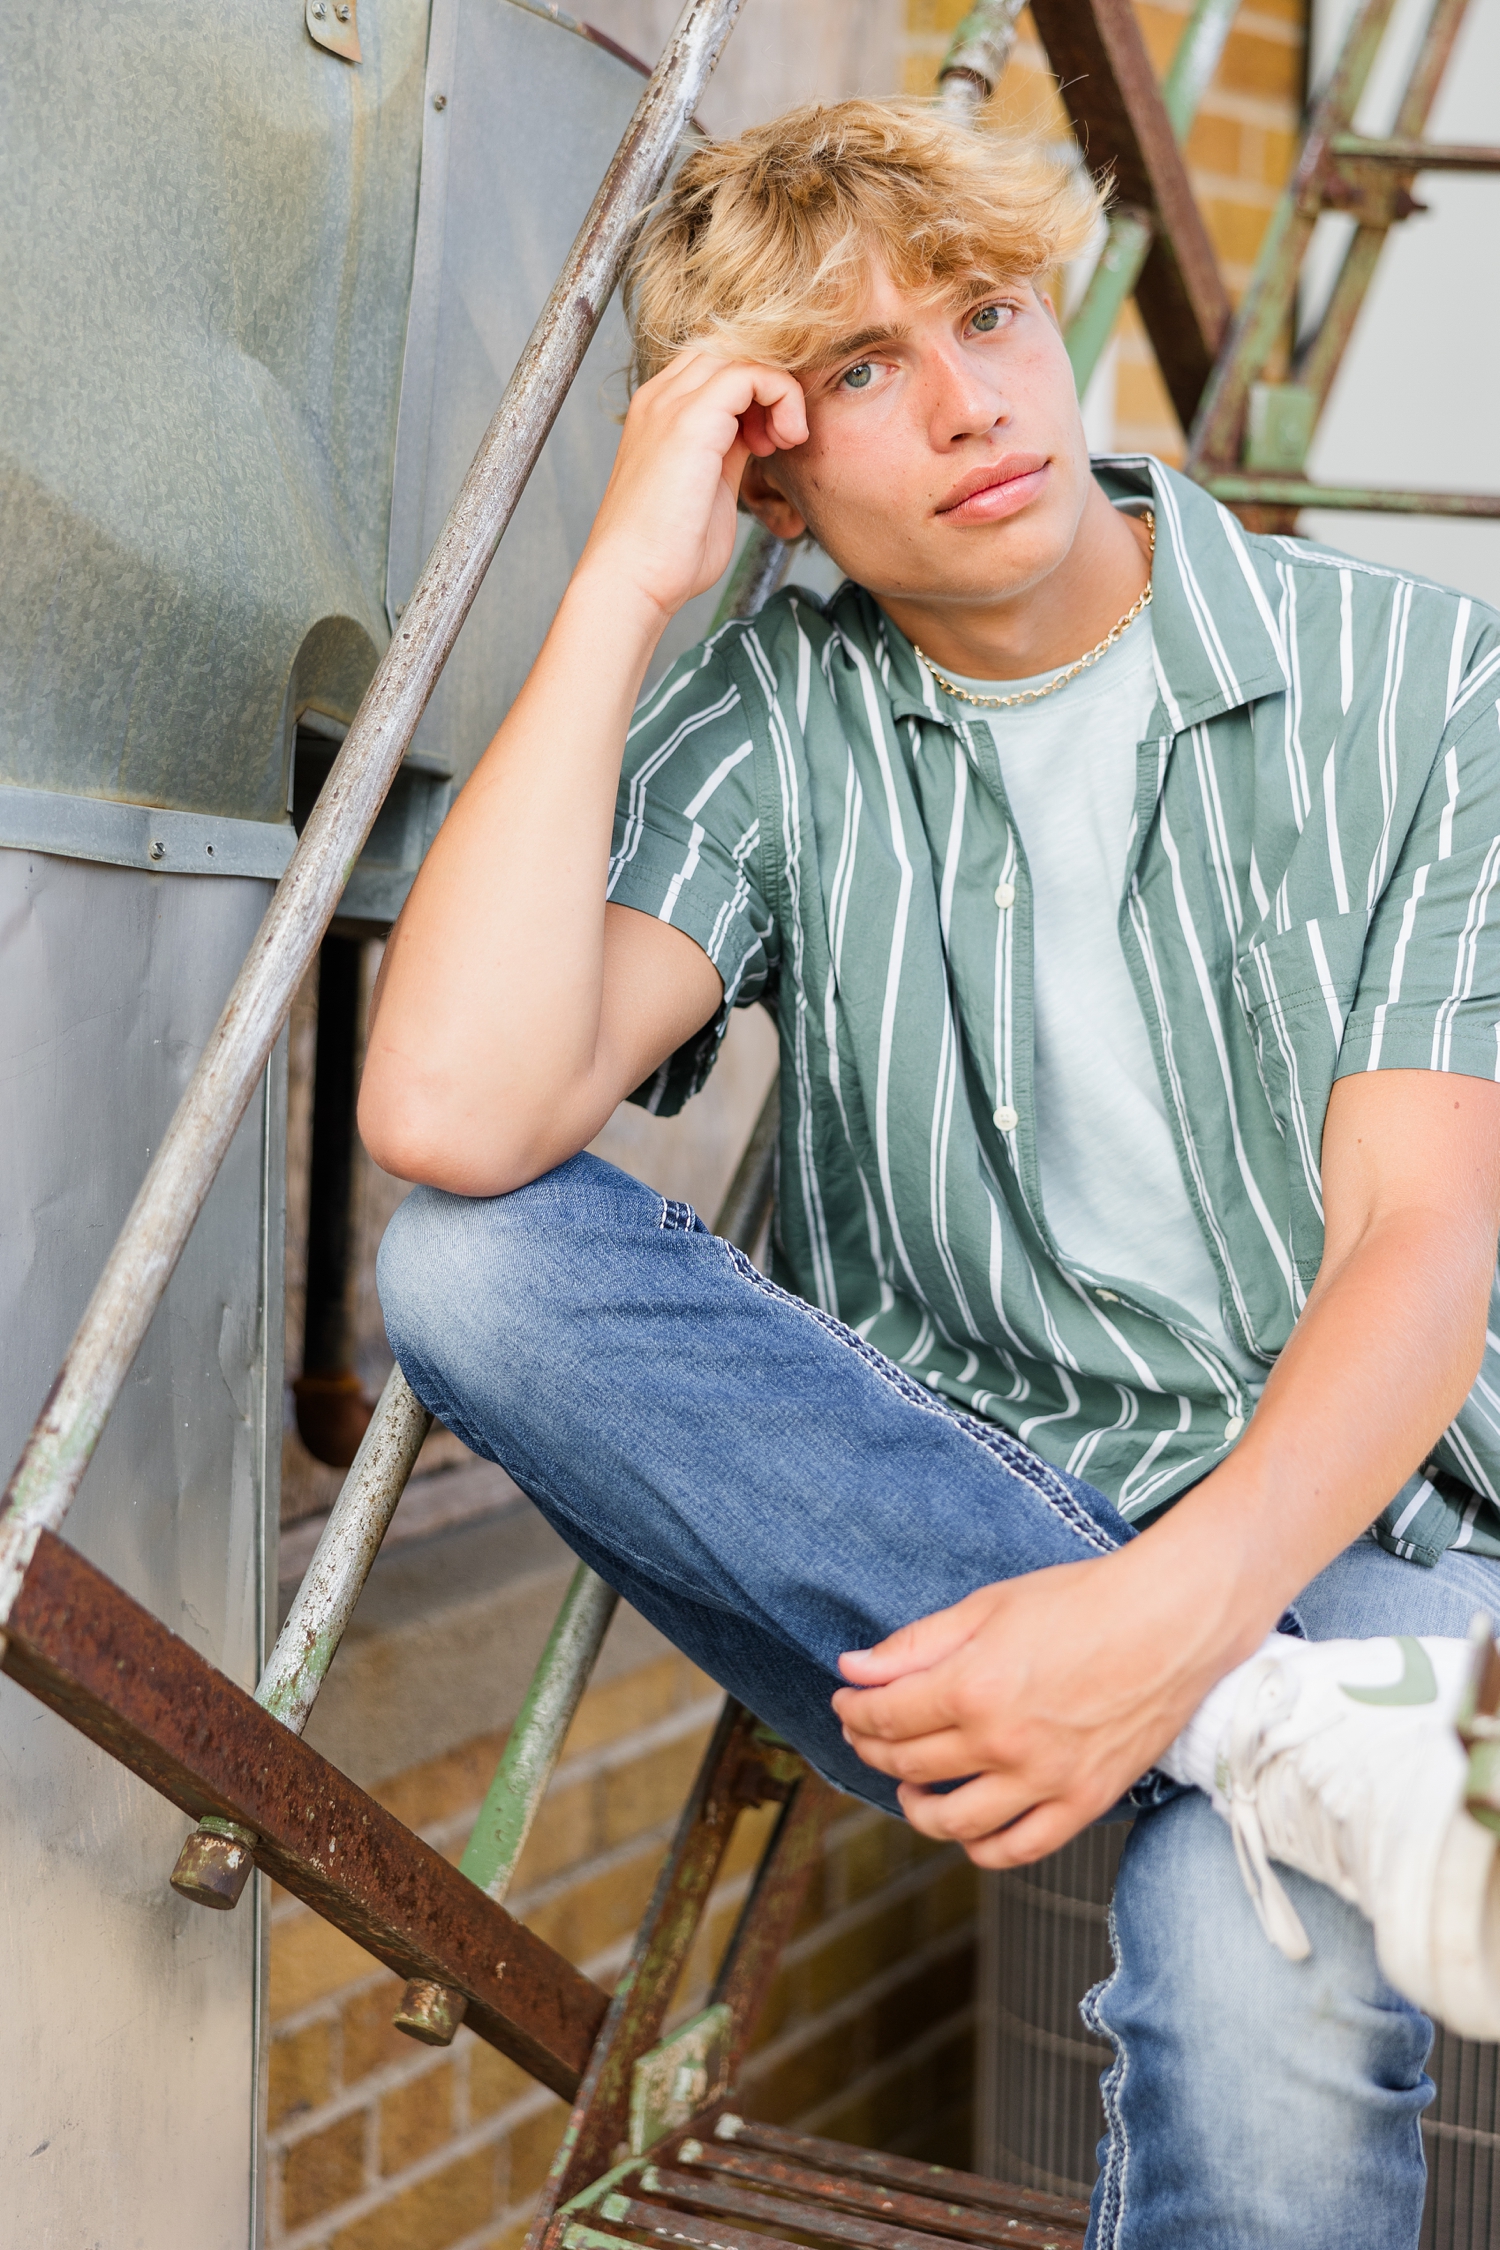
[362,103,1500,2243]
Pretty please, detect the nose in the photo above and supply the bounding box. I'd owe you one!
[920,335,1006,448]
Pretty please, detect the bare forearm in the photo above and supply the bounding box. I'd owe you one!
[359,566,667,1188]
[359,350,808,1194]
[1137,1205,1493,1673]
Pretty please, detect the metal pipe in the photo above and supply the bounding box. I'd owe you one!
[395,1564,621,2044]
[258,1364,433,1733]
[0,0,748,1628]
[171,1362,432,1905]
[712,523,795,630]
[1160,0,1241,138]
[1065,0,1241,398]
[937,0,1027,117]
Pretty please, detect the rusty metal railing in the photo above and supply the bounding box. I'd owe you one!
[0,0,749,1629]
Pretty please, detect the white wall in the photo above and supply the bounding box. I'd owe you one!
[1302,0,1500,604]
[580,0,903,134]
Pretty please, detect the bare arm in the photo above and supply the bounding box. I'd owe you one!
[359,352,807,1195]
[833,1068,1500,1864]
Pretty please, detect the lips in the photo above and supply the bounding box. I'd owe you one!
[935,453,1049,523]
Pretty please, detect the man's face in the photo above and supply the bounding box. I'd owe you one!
[743,263,1093,612]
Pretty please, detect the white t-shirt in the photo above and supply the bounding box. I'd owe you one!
[943,612,1263,1391]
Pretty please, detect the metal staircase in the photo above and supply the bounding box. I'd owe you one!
[3,2,1499,2243]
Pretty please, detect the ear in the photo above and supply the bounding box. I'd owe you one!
[739,454,808,543]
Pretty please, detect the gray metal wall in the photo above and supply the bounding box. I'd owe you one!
[0,853,282,2248]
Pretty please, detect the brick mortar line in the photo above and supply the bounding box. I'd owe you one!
[272,2095,542,2250]
[780,2003,980,2144]
[776,1845,971,1973]
[739,1920,977,2083]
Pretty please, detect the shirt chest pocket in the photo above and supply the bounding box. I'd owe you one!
[1235,919,1359,1098]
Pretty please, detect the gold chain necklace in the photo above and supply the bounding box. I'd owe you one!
[912,511,1156,710]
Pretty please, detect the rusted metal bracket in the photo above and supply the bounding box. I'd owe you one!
[527,1703,838,2245]
[2,1527,607,2099]
[1027,0,1231,430]
[306,0,361,64]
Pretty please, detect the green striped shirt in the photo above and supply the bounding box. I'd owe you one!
[609,459,1500,1567]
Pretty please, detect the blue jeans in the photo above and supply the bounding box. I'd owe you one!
[377,1153,1500,2250]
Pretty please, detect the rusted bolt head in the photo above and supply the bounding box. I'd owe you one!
[171,1823,257,1910]
[432,92,447,109]
[393,1978,467,2046]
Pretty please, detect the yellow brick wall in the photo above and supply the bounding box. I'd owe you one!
[266,1649,975,2250]
[900,0,1307,459]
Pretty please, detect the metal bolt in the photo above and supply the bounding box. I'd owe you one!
[312,2,326,15]
[432,92,447,110]
[171,1819,258,1909]
[148,838,166,861]
[336,5,350,18]
[393,1976,467,2045]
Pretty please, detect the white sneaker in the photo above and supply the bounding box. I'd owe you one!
[1214,1621,1500,2040]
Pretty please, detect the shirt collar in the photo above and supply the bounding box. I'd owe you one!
[843,455,1291,736]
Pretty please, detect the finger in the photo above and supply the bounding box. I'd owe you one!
[953,1799,1097,1872]
[838,1592,991,1687]
[839,1719,975,1784]
[692,358,807,446]
[831,1669,960,1744]
[896,1771,1040,1846]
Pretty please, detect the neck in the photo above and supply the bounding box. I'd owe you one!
[876,478,1151,682]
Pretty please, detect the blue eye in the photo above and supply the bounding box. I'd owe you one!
[971,305,1002,333]
[841,361,873,390]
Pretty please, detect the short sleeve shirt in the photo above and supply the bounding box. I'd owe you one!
[608,457,1500,1568]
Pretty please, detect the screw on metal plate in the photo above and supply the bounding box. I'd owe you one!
[171,1817,258,1908]
[392,1977,468,2045]
[148,838,166,861]
[306,0,360,63]
[432,93,447,110]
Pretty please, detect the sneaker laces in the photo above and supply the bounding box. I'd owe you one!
[1223,1658,1314,1961]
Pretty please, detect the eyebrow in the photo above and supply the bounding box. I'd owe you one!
[816,322,912,367]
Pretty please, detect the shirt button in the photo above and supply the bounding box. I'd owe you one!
[1224,1414,1245,1442]
[1096,1288,1119,1303]
[992,1103,1018,1132]
[994,881,1015,909]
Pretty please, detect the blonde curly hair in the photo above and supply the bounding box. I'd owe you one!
[625,98,1104,388]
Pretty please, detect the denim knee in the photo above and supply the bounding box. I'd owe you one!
[375,1156,670,1436]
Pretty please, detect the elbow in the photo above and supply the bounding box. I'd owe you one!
[356,1073,576,1200]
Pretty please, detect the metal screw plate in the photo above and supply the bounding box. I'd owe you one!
[306,0,360,63]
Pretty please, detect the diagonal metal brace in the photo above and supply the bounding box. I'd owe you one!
[2,1528,608,2100]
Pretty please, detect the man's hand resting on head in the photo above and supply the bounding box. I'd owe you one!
[357,349,807,1201]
